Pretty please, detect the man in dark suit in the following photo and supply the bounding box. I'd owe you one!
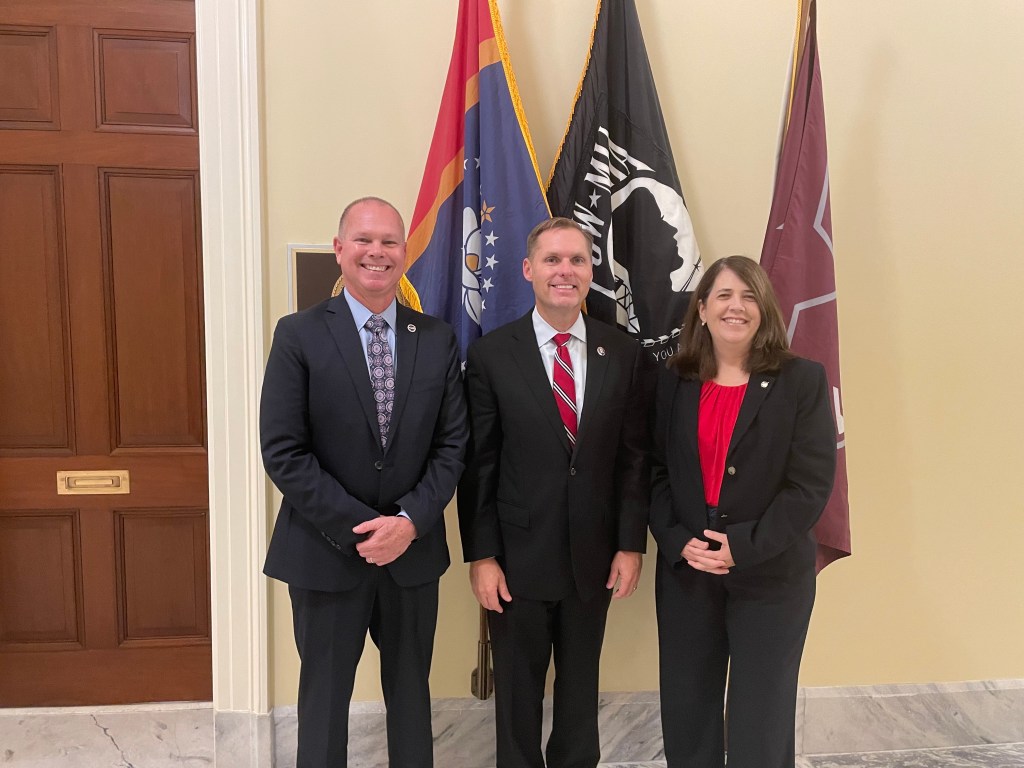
[458,217,649,768]
[261,197,468,768]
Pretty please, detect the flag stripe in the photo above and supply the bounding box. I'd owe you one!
[406,152,465,266]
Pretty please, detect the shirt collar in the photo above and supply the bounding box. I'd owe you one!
[531,308,587,348]
[344,289,398,333]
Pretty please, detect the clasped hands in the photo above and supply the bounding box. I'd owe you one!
[682,530,735,575]
[469,551,642,613]
[353,515,417,566]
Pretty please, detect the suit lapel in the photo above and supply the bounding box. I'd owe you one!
[679,376,701,463]
[325,296,381,445]
[573,317,608,454]
[728,371,774,456]
[509,313,572,453]
[386,305,419,454]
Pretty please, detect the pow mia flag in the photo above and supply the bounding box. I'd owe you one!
[547,0,701,364]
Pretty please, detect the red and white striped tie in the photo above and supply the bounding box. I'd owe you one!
[551,332,577,447]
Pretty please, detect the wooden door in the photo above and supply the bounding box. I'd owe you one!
[0,0,210,705]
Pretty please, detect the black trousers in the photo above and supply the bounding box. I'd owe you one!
[487,589,612,768]
[655,555,815,768]
[289,571,439,768]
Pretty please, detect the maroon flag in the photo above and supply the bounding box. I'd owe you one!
[760,0,850,572]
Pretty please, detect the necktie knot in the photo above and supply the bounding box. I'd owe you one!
[366,314,387,335]
[552,332,572,348]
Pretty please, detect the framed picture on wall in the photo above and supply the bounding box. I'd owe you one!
[288,245,340,312]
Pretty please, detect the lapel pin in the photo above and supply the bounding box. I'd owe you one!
[596,346,606,357]
[407,324,417,333]
[760,380,769,388]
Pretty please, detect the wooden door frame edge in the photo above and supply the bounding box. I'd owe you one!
[196,0,271,764]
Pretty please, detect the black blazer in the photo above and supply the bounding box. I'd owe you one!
[261,295,468,592]
[649,356,836,577]
[458,312,649,602]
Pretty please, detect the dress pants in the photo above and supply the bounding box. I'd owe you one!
[655,555,815,768]
[289,569,439,768]
[487,589,612,768]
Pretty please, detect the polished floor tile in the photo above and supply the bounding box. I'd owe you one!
[0,705,213,767]
[1,704,1022,767]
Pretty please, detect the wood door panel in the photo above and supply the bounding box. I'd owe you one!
[0,455,209,509]
[0,26,60,129]
[0,132,198,168]
[0,645,211,706]
[95,31,196,133]
[0,166,73,453]
[0,510,83,649]
[0,2,195,32]
[0,0,208,706]
[102,170,205,449]
[115,509,209,644]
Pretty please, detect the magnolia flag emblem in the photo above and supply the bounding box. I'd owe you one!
[547,0,701,362]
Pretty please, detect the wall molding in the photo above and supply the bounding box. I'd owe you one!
[195,0,270,765]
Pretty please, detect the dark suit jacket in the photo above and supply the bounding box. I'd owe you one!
[649,356,836,578]
[458,312,649,603]
[261,294,468,592]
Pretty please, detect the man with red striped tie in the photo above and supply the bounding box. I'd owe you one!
[458,217,649,768]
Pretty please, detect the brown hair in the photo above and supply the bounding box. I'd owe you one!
[525,217,594,259]
[669,255,793,380]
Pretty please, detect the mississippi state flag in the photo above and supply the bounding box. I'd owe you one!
[405,0,550,359]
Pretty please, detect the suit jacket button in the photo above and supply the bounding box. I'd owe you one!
[570,467,576,476]
[727,466,736,475]
[374,460,383,470]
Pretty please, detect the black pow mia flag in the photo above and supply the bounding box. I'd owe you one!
[547,0,701,364]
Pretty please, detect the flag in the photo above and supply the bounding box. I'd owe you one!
[760,0,851,572]
[546,0,702,365]
[405,0,550,358]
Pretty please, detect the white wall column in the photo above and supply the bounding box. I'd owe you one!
[196,0,271,764]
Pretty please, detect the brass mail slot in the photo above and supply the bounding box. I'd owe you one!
[57,470,131,495]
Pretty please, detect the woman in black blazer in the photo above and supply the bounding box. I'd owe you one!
[650,256,837,768]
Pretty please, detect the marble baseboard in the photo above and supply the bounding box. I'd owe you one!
[269,680,1024,767]
[216,709,274,767]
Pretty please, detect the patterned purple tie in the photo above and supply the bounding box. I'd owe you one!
[365,315,395,448]
[551,332,577,448]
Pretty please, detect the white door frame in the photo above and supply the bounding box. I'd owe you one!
[196,0,271,764]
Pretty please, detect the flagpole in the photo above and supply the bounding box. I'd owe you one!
[784,0,812,133]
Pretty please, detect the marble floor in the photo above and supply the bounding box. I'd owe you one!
[1,704,1022,767]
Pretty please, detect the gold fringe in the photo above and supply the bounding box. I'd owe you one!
[489,0,550,210]
[331,274,423,312]
[399,275,424,312]
[546,0,603,191]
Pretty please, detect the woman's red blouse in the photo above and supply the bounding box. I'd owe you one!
[697,380,747,506]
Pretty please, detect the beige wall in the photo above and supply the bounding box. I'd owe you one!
[261,0,1024,704]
